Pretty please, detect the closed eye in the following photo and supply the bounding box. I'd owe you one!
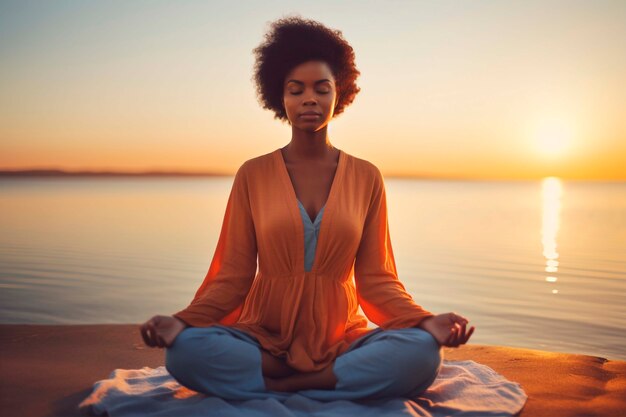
[290,91,330,95]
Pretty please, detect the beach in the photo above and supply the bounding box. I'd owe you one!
[0,324,624,417]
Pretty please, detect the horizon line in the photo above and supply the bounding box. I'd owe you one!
[0,168,623,182]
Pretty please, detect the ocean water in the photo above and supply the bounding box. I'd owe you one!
[0,177,624,361]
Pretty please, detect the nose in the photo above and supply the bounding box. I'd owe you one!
[302,88,319,104]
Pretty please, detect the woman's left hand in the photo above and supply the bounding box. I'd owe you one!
[418,312,475,348]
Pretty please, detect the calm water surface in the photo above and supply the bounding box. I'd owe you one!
[0,177,624,360]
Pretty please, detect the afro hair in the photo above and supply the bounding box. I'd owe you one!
[252,15,361,122]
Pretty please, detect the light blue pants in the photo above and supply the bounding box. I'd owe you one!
[165,324,443,401]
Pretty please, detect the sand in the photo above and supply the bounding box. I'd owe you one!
[0,324,624,417]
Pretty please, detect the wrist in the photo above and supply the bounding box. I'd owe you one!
[416,315,435,330]
[173,316,190,329]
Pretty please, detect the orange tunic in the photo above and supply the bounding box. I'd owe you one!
[173,148,435,372]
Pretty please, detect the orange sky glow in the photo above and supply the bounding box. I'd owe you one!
[1,1,624,180]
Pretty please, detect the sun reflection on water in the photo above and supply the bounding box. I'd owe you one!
[541,177,563,293]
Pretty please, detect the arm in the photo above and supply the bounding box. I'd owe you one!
[354,167,435,330]
[172,162,258,327]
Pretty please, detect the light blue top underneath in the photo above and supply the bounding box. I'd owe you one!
[296,199,325,272]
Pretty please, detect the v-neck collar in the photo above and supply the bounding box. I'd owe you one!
[274,147,345,273]
[297,198,325,225]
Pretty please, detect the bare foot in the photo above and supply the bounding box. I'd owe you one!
[263,364,337,392]
[263,376,284,392]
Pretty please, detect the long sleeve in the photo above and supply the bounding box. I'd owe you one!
[173,162,258,327]
[354,167,435,330]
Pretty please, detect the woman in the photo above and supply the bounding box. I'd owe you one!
[139,16,474,401]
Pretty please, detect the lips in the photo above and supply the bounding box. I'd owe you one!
[300,111,321,117]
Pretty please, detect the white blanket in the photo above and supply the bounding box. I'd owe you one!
[79,359,527,417]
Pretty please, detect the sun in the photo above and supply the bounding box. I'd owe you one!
[533,120,573,157]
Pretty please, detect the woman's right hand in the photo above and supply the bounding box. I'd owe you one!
[140,315,188,348]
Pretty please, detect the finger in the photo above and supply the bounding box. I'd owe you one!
[444,326,457,346]
[156,334,166,348]
[463,326,475,344]
[450,325,462,347]
[459,324,473,345]
[140,323,149,346]
[456,322,467,346]
[141,322,154,347]
[452,328,461,347]
[149,321,165,348]
[147,322,158,347]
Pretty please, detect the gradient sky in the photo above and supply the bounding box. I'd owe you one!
[1,0,625,179]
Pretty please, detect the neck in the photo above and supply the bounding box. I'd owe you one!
[285,126,335,160]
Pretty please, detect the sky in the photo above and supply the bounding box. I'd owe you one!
[1,0,625,179]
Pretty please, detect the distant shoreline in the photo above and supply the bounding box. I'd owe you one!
[0,169,230,178]
[0,169,453,180]
[0,169,623,181]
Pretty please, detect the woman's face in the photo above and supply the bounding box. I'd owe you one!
[282,60,338,131]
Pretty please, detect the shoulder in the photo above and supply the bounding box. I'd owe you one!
[232,149,277,182]
[237,150,277,175]
[342,150,385,189]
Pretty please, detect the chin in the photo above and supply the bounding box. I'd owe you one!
[294,122,321,130]
[303,126,325,132]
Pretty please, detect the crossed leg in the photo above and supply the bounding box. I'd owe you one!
[165,324,442,401]
[296,326,443,400]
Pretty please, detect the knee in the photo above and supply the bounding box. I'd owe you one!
[386,328,442,395]
[165,327,195,377]
[409,328,442,366]
[165,327,221,380]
